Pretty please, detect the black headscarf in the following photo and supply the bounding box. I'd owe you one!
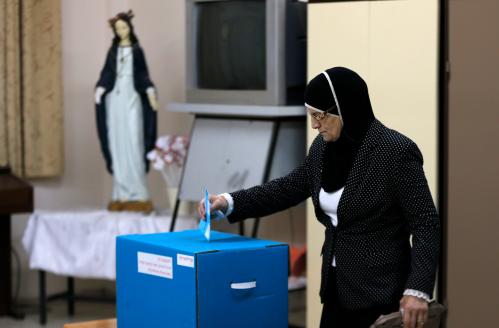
[304,67,375,192]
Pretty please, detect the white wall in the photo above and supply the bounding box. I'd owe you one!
[12,0,192,301]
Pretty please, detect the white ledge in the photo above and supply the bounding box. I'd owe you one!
[167,102,306,118]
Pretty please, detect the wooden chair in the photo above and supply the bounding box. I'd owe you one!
[370,302,445,328]
[63,318,116,328]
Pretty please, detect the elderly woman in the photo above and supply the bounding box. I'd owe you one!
[199,67,440,328]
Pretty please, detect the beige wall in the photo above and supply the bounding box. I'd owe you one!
[12,0,192,300]
[307,1,439,326]
[447,0,499,326]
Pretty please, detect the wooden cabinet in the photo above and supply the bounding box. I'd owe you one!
[0,169,33,317]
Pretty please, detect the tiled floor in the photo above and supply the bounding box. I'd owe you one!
[0,290,306,327]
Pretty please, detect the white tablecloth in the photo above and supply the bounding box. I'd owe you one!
[22,210,197,280]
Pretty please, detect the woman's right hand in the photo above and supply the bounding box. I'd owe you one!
[197,194,228,220]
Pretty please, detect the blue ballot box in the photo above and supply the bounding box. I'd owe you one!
[116,230,289,328]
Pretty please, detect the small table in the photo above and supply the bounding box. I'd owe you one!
[0,168,33,319]
[22,209,197,324]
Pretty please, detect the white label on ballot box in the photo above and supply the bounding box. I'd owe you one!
[177,254,195,268]
[137,252,173,279]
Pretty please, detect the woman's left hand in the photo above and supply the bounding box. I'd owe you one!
[147,93,159,111]
[399,295,428,328]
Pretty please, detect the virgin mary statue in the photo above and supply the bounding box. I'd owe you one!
[94,10,158,213]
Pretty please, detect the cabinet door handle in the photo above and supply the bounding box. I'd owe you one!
[230,281,256,290]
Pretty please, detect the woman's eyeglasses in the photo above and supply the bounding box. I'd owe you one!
[307,104,338,121]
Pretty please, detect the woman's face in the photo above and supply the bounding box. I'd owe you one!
[114,19,130,41]
[307,107,343,142]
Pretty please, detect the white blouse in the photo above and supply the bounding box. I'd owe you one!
[319,187,344,266]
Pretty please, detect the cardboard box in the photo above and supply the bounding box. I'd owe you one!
[63,319,116,328]
[116,230,288,328]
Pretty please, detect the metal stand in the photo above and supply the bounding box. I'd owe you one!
[168,112,305,236]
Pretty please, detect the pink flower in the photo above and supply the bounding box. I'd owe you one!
[147,135,189,170]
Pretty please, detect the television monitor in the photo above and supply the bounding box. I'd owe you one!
[186,0,307,106]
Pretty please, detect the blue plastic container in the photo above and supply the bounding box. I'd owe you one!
[116,230,288,328]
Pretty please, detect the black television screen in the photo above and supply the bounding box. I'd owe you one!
[196,0,266,90]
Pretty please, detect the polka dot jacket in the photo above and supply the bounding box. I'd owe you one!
[227,119,441,309]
